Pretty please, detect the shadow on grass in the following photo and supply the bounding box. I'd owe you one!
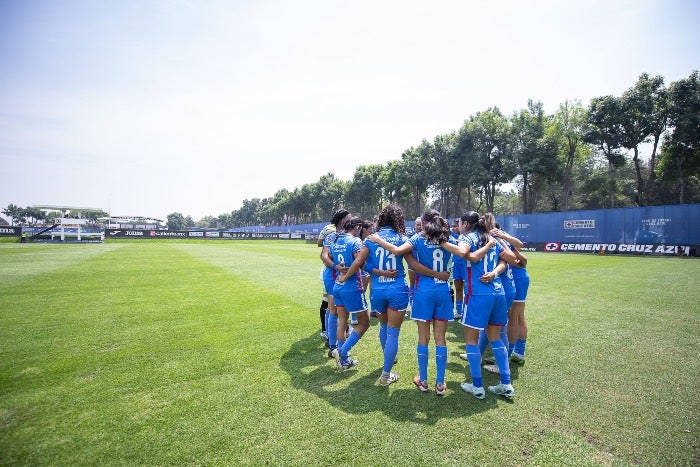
[280,331,510,425]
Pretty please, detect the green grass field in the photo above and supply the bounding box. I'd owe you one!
[1,240,698,466]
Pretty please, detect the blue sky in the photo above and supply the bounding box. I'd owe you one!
[1,0,698,222]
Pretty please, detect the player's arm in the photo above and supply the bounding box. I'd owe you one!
[480,259,507,283]
[337,245,370,283]
[405,253,450,281]
[366,233,413,256]
[464,237,496,263]
[490,229,524,249]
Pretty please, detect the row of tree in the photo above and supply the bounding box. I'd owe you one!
[180,71,699,230]
[3,72,698,230]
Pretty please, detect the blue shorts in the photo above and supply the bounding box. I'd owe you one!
[505,289,516,311]
[333,283,368,313]
[452,261,467,281]
[323,269,336,295]
[461,294,508,330]
[514,276,530,302]
[411,286,453,322]
[370,284,409,313]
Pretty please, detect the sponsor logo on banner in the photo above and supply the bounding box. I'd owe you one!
[110,231,121,236]
[205,231,220,238]
[545,242,560,252]
[125,231,144,236]
[0,227,17,234]
[188,231,204,237]
[151,231,186,237]
[564,220,595,229]
[552,243,689,255]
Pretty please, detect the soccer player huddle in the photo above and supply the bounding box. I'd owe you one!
[317,205,530,400]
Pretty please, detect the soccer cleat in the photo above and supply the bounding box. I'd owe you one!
[331,347,341,368]
[483,356,496,365]
[488,383,515,399]
[379,372,399,386]
[460,382,486,399]
[482,364,500,375]
[459,353,468,361]
[320,331,328,339]
[339,358,359,372]
[510,353,525,364]
[453,313,463,320]
[412,375,429,393]
[350,317,359,325]
[327,347,336,358]
[435,382,446,396]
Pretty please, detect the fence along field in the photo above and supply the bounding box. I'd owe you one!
[0,241,698,465]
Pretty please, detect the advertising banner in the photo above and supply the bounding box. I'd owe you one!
[106,229,308,240]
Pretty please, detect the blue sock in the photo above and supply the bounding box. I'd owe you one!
[327,314,338,348]
[500,326,509,349]
[383,326,399,372]
[514,339,527,356]
[455,301,462,315]
[466,344,483,388]
[508,342,515,357]
[478,330,489,355]
[417,344,429,382]
[379,322,387,351]
[340,330,361,359]
[435,345,447,384]
[490,340,511,385]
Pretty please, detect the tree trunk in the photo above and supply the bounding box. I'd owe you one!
[608,158,617,208]
[676,156,686,204]
[632,146,645,206]
[521,172,529,214]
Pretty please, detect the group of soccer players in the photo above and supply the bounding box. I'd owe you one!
[316,204,530,399]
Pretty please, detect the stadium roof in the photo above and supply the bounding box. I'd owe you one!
[33,205,104,212]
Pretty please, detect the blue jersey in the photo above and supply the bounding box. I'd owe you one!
[330,232,364,293]
[409,233,453,291]
[322,231,339,284]
[364,227,408,289]
[462,231,505,296]
[408,233,454,321]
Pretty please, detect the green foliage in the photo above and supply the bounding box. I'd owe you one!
[1,242,698,465]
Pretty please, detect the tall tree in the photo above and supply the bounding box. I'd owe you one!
[345,164,386,218]
[618,73,668,205]
[430,132,460,217]
[469,108,514,212]
[586,96,626,208]
[550,100,591,211]
[658,70,700,204]
[2,204,23,225]
[166,212,187,230]
[314,174,346,220]
[510,100,560,213]
[399,143,434,218]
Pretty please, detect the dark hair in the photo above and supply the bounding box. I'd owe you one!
[344,215,364,233]
[330,209,350,227]
[474,217,490,246]
[460,210,479,225]
[483,212,497,231]
[359,219,373,240]
[376,204,406,235]
[421,209,450,244]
